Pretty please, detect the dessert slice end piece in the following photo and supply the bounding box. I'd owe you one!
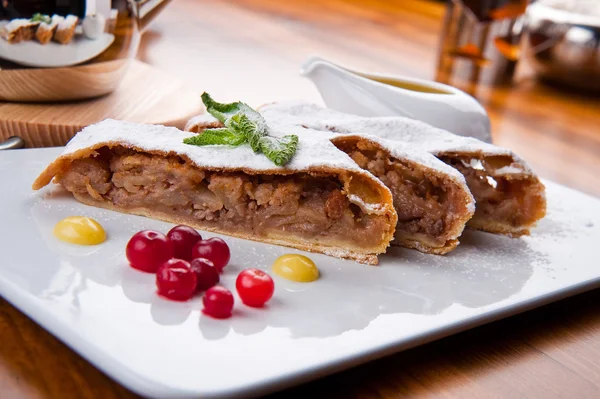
[440,153,546,237]
[53,15,78,44]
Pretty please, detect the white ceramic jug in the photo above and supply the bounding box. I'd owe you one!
[301,56,492,143]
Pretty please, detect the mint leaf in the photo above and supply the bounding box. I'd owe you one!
[184,93,298,166]
[258,135,298,166]
[229,113,264,152]
[183,128,245,146]
[201,93,258,125]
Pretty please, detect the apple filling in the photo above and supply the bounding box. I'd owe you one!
[440,155,546,236]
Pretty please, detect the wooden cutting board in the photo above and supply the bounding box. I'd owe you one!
[0,60,203,148]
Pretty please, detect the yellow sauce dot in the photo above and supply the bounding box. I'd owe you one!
[53,216,106,245]
[272,254,319,282]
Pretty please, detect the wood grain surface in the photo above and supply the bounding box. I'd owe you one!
[1,0,600,398]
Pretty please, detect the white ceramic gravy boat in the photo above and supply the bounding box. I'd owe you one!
[301,56,492,143]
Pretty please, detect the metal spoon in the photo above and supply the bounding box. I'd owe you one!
[0,136,25,150]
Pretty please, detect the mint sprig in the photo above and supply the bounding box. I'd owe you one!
[31,13,51,24]
[183,93,298,166]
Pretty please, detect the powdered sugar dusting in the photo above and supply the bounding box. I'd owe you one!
[2,19,39,31]
[62,119,385,185]
[495,165,525,175]
[185,114,220,131]
[58,15,78,30]
[259,101,534,176]
[347,194,387,215]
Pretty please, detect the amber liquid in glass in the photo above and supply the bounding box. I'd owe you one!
[436,0,528,87]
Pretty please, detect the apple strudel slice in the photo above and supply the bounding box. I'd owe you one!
[187,117,476,255]
[53,15,78,45]
[257,102,547,237]
[0,19,39,43]
[36,15,61,45]
[33,119,397,265]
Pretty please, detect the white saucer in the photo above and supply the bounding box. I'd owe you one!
[0,22,114,68]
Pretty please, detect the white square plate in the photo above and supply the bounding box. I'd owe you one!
[1,148,599,398]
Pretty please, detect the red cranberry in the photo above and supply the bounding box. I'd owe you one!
[156,259,197,301]
[190,258,220,292]
[202,286,234,319]
[192,237,230,272]
[126,230,173,273]
[167,225,202,260]
[236,268,275,307]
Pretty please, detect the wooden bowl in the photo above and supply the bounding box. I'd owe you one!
[0,59,132,102]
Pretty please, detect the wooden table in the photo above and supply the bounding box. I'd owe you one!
[2,1,600,398]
